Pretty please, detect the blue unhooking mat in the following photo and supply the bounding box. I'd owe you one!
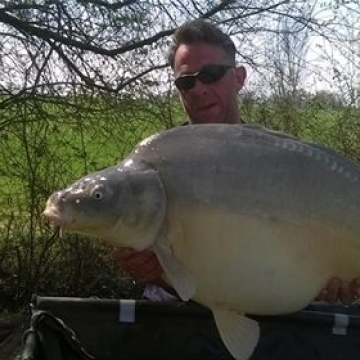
[20,296,360,360]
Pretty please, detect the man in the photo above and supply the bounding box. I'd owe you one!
[114,19,360,303]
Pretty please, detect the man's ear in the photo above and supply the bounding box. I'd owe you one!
[235,66,247,91]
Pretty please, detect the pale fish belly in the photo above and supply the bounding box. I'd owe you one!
[166,204,360,315]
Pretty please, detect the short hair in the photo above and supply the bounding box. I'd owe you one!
[168,19,236,69]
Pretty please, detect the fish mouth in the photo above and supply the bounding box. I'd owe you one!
[43,206,73,228]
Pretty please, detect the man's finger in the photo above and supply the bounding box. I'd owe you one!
[339,280,352,305]
[349,278,360,301]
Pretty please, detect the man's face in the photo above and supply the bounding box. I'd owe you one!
[173,42,246,124]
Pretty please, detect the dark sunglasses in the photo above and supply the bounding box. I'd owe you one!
[174,64,234,91]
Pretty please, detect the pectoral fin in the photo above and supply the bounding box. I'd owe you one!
[152,243,196,301]
[212,308,260,360]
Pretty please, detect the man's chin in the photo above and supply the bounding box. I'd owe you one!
[191,109,221,124]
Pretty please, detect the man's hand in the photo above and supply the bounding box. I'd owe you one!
[112,248,163,282]
[316,277,360,304]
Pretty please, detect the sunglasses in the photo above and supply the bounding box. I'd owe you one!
[174,64,234,91]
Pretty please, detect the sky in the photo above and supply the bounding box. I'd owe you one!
[232,1,360,98]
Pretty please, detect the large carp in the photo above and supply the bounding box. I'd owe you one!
[44,124,360,360]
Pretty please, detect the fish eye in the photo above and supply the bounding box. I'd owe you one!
[93,191,103,200]
[90,187,104,200]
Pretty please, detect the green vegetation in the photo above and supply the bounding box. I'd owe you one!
[244,93,360,162]
[0,94,185,312]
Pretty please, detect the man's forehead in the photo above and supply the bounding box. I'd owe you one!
[173,42,229,74]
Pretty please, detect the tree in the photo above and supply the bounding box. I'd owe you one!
[1,1,355,103]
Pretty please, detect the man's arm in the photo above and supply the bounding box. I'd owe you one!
[113,248,163,282]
